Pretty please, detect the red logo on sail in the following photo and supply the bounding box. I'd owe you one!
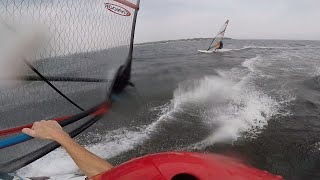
[105,3,131,16]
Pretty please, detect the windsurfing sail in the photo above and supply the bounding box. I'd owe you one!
[206,20,229,51]
[0,0,140,173]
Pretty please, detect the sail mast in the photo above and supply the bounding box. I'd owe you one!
[112,0,141,93]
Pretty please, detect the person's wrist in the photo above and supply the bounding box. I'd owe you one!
[51,130,71,144]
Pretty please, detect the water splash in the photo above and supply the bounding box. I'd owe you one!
[172,76,281,149]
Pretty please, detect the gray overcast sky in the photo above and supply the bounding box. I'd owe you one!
[135,0,320,43]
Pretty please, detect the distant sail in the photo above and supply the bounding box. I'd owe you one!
[0,0,140,173]
[207,20,229,51]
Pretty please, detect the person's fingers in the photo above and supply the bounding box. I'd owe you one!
[22,128,37,137]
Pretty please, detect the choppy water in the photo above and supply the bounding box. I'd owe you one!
[16,39,320,179]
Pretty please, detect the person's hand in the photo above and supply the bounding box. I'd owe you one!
[22,120,69,141]
[23,120,113,178]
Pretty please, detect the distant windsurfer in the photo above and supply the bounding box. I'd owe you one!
[214,41,223,51]
[22,120,113,179]
[198,20,228,53]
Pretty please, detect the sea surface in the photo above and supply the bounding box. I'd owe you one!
[15,39,320,179]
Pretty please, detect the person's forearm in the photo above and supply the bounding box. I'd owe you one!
[54,132,113,178]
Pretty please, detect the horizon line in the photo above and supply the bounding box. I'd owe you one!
[135,37,320,45]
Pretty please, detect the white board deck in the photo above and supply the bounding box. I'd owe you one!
[197,49,215,54]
